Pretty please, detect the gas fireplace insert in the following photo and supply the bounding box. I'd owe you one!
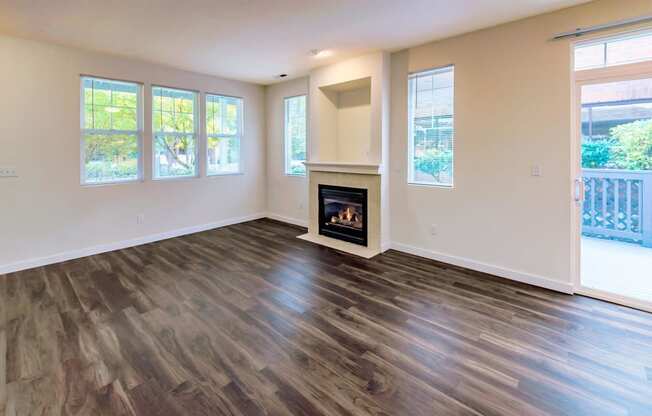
[318,184,368,246]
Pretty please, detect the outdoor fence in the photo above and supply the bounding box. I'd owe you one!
[582,168,652,247]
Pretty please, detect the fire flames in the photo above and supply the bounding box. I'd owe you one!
[330,206,362,228]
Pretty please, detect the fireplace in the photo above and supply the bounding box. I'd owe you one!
[318,184,368,246]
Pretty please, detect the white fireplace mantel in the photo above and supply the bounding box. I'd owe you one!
[303,161,383,175]
[300,52,390,258]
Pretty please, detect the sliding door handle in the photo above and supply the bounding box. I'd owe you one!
[574,178,585,203]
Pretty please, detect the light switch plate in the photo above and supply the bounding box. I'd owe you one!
[0,167,17,177]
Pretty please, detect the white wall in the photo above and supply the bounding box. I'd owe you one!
[264,77,309,226]
[309,52,390,165]
[336,87,372,163]
[262,0,652,293]
[390,0,652,292]
[0,35,266,272]
[4,0,651,293]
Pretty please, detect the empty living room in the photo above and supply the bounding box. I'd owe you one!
[2,0,652,415]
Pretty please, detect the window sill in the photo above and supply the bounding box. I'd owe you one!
[152,175,199,182]
[207,172,244,177]
[81,178,143,187]
[407,181,454,189]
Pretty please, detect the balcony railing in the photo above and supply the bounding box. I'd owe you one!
[582,169,652,247]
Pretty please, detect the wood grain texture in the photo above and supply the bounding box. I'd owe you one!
[1,218,652,415]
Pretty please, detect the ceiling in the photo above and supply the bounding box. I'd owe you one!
[0,0,591,84]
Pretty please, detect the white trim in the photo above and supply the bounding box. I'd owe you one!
[304,161,382,175]
[80,76,144,185]
[284,94,308,176]
[390,242,575,294]
[380,241,392,253]
[152,86,200,180]
[265,213,308,228]
[571,57,652,306]
[0,212,266,275]
[407,65,455,188]
[205,93,244,176]
[570,62,583,293]
[298,233,381,259]
[574,60,652,83]
[577,286,652,314]
[1,214,579,296]
[573,27,652,70]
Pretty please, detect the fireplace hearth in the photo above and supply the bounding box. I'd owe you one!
[319,184,367,246]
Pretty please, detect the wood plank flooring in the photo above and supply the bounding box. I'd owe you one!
[1,218,652,415]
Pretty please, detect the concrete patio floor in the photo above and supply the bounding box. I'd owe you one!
[581,237,652,304]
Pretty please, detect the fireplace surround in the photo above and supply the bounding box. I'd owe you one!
[318,184,368,246]
[297,52,389,258]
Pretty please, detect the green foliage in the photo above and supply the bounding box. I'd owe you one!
[85,160,138,182]
[84,134,139,182]
[414,148,452,182]
[206,96,241,135]
[84,85,137,130]
[155,134,196,176]
[153,88,196,134]
[582,120,652,170]
[290,137,305,163]
[288,163,306,175]
[285,96,306,175]
[610,119,652,170]
[581,139,618,168]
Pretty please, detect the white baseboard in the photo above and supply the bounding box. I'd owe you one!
[1,215,575,296]
[390,242,574,294]
[265,213,308,228]
[0,212,266,275]
[576,287,652,313]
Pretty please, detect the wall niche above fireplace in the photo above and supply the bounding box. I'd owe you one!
[317,77,371,164]
[319,185,368,246]
[299,52,390,258]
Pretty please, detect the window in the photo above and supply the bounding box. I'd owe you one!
[152,86,198,179]
[284,95,307,176]
[206,94,243,175]
[81,76,142,184]
[408,66,454,186]
[575,30,652,71]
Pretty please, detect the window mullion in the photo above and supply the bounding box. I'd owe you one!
[81,76,141,185]
[206,94,243,176]
[152,86,199,179]
[283,95,306,176]
[408,66,454,187]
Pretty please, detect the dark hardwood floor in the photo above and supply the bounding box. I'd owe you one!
[1,218,652,415]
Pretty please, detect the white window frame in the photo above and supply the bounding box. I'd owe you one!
[152,85,200,180]
[284,94,308,177]
[205,93,244,176]
[574,28,652,71]
[407,65,455,188]
[80,76,144,186]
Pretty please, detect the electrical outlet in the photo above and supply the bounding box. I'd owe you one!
[0,167,17,177]
[136,214,145,225]
[299,202,304,210]
[430,224,438,236]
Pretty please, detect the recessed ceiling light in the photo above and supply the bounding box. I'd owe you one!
[278,74,288,78]
[310,49,332,58]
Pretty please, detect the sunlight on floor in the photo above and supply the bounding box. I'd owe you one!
[581,237,652,303]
